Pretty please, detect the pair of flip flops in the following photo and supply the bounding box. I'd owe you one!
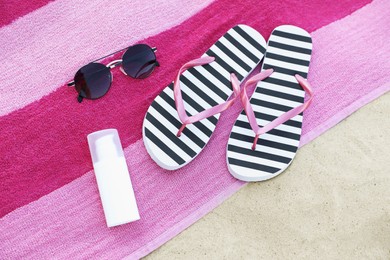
[143,24,313,182]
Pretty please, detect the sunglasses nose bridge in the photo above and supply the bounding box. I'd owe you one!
[106,59,123,69]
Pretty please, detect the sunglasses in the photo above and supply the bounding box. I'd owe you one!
[68,44,159,102]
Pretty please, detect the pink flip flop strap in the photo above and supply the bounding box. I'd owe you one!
[234,70,314,150]
[174,57,241,137]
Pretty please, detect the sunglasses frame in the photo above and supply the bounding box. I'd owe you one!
[68,44,159,103]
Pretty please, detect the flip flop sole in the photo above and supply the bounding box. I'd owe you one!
[227,25,313,181]
[143,25,267,170]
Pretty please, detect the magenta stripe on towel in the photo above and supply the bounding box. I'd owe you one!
[1,0,389,258]
[0,0,214,116]
[0,0,372,218]
[0,0,53,27]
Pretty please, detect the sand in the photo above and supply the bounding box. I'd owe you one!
[145,91,390,259]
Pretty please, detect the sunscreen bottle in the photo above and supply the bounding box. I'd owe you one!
[87,129,140,227]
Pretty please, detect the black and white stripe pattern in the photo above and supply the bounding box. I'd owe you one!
[143,25,267,170]
[227,25,313,181]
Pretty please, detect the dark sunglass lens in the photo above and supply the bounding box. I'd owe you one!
[122,44,156,79]
[74,63,111,99]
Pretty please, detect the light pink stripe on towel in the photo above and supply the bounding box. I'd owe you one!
[1,0,389,259]
[0,0,213,116]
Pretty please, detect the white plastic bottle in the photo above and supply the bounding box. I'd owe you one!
[87,129,140,227]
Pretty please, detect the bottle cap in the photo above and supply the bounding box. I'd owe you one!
[88,129,123,164]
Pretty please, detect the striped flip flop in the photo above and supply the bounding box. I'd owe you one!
[227,25,313,181]
[143,25,267,170]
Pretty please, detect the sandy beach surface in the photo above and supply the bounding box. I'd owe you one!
[145,91,390,259]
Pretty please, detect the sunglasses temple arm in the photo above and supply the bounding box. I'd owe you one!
[67,81,82,102]
[77,95,83,103]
